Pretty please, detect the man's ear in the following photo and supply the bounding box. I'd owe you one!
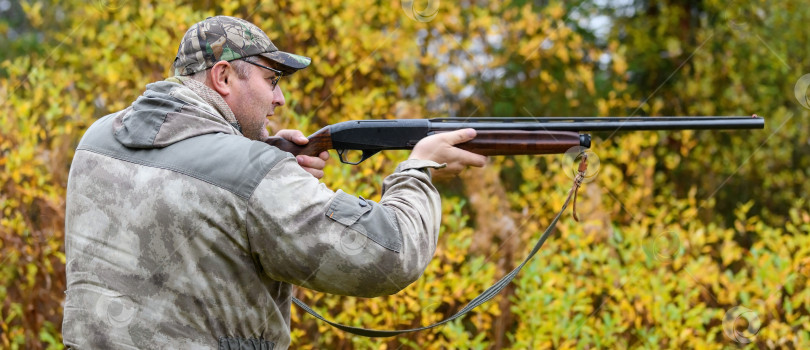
[208,60,233,96]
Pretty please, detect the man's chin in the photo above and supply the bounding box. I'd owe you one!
[255,131,270,141]
[242,129,269,141]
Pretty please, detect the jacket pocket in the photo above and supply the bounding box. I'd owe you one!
[326,190,402,252]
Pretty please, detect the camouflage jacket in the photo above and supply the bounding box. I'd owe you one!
[63,80,443,349]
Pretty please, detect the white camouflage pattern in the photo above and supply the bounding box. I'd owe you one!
[63,79,443,349]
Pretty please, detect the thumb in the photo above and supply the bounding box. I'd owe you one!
[276,129,310,145]
[288,130,308,143]
[295,132,309,144]
[443,128,477,146]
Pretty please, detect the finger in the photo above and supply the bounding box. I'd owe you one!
[432,161,469,179]
[446,147,487,168]
[318,151,330,161]
[463,153,488,168]
[441,128,477,146]
[276,129,309,145]
[296,155,326,171]
[304,168,325,179]
[276,129,306,141]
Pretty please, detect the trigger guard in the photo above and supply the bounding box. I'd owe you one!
[336,149,379,165]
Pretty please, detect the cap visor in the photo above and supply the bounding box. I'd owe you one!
[260,51,311,75]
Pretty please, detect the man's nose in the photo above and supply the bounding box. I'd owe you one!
[273,86,285,106]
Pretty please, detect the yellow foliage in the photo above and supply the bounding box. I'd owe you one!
[2,0,809,349]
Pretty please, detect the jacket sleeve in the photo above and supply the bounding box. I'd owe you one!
[245,157,443,297]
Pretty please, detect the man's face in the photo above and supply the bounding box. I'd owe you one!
[228,57,286,140]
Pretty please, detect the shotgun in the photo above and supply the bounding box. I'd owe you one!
[263,116,765,164]
[269,115,765,337]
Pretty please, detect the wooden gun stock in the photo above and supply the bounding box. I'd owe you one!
[449,130,586,155]
[263,128,333,157]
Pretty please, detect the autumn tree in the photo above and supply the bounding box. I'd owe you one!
[1,0,809,348]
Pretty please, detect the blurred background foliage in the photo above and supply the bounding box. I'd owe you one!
[1,0,809,348]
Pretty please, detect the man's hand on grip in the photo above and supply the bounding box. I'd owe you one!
[275,129,330,179]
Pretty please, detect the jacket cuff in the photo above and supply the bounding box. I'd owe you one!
[394,159,446,176]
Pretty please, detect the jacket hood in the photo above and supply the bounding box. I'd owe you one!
[113,80,240,149]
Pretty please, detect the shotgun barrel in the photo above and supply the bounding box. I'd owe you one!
[427,116,764,131]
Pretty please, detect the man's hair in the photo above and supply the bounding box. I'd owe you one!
[188,56,256,83]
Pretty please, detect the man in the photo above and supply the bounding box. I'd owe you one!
[63,16,485,349]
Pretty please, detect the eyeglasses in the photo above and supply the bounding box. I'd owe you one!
[239,58,284,89]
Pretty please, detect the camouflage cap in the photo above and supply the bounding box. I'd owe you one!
[173,16,311,76]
